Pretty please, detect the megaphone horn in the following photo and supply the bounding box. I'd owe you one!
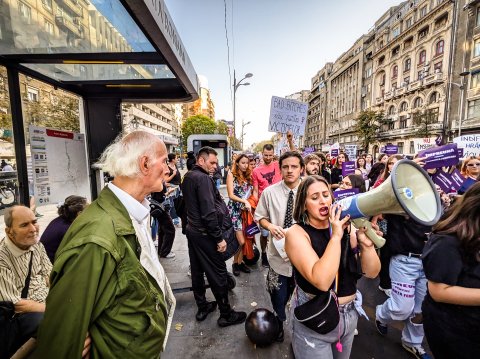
[336,159,442,248]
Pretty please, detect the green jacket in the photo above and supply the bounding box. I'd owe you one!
[34,187,175,358]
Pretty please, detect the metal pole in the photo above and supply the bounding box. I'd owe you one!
[233,70,237,142]
[458,78,465,137]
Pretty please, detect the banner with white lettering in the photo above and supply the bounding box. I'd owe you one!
[413,137,436,153]
[453,134,480,158]
[268,96,308,136]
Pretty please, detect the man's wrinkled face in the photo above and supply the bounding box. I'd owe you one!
[6,207,39,250]
[147,141,168,193]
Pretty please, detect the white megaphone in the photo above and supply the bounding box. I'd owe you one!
[336,159,442,248]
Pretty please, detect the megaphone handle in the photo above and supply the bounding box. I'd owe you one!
[351,218,386,249]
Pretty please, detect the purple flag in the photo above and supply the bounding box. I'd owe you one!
[432,171,454,193]
[384,145,399,155]
[418,143,459,170]
[333,188,359,200]
[342,161,356,177]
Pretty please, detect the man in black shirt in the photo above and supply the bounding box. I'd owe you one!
[375,214,432,359]
[182,146,246,327]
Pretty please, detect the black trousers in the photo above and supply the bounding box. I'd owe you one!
[379,244,392,290]
[186,228,231,315]
[157,211,176,257]
[0,312,43,359]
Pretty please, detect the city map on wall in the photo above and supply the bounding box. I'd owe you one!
[29,126,90,206]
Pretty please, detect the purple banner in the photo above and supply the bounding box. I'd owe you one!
[331,149,339,157]
[333,188,359,200]
[384,145,399,155]
[450,169,466,191]
[457,148,464,158]
[418,143,459,170]
[245,223,261,236]
[432,171,454,193]
[342,161,356,177]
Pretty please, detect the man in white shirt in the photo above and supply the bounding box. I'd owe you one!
[254,151,304,342]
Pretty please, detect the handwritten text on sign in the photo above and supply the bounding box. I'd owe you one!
[268,96,308,136]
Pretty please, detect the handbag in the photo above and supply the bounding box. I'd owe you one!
[293,275,340,335]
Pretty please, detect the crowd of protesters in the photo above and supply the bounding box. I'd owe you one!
[0,129,478,359]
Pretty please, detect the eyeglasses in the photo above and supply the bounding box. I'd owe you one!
[467,163,480,167]
[339,181,352,187]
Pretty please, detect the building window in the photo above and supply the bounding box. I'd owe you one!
[474,39,480,57]
[400,101,409,112]
[365,68,372,78]
[419,28,428,40]
[467,99,480,119]
[413,97,423,109]
[398,142,404,153]
[44,19,54,35]
[392,46,400,57]
[418,70,424,80]
[42,0,52,12]
[392,27,400,38]
[399,116,408,129]
[419,50,427,65]
[420,6,428,18]
[429,92,439,104]
[388,121,395,130]
[435,40,444,55]
[434,61,443,73]
[403,76,410,86]
[410,141,415,154]
[404,58,411,72]
[471,71,480,88]
[477,7,480,27]
[406,17,413,29]
[392,65,398,78]
[380,73,386,86]
[18,1,32,24]
[27,87,39,102]
[379,56,385,66]
[388,105,396,116]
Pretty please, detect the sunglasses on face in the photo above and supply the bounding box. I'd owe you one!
[467,163,480,167]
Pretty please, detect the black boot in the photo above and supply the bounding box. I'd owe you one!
[261,252,269,268]
[217,310,247,327]
[195,301,217,322]
[276,316,284,342]
[232,263,240,276]
[238,262,251,273]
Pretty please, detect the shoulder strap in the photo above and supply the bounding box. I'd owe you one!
[21,252,34,299]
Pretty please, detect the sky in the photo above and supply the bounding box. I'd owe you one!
[164,0,402,148]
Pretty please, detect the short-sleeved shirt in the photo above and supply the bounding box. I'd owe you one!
[422,233,480,337]
[252,161,282,198]
[0,237,52,304]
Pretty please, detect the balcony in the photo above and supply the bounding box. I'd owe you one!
[467,87,480,98]
[58,0,83,18]
[55,15,83,38]
[408,80,422,91]
[384,90,394,100]
[424,72,444,86]
[395,87,406,97]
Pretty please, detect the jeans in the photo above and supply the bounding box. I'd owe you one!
[266,268,294,322]
[0,312,43,359]
[291,286,358,359]
[376,254,427,347]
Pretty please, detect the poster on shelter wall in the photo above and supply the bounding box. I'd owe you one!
[268,96,308,136]
[30,126,90,206]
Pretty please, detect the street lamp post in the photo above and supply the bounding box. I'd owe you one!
[233,71,253,144]
[457,71,470,136]
[240,119,251,150]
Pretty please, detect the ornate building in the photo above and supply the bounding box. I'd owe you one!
[371,0,454,155]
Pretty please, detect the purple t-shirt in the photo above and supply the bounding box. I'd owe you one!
[40,216,72,263]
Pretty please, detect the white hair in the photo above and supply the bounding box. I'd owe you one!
[95,131,162,177]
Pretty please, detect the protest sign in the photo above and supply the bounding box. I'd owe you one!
[413,137,436,153]
[450,169,466,191]
[331,148,339,157]
[322,144,331,152]
[245,223,261,236]
[268,96,308,136]
[333,188,360,200]
[384,145,399,155]
[417,143,459,170]
[344,145,357,161]
[274,132,299,156]
[457,148,464,158]
[303,147,315,156]
[432,171,454,193]
[453,134,480,158]
[342,161,356,177]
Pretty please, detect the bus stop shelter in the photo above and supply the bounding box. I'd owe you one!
[0,0,198,203]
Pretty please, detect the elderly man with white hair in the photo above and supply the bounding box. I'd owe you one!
[34,131,175,358]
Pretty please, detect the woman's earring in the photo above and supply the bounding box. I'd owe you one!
[301,212,308,224]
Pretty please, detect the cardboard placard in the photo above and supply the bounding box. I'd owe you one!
[268,96,308,136]
[418,143,459,170]
[333,188,360,200]
[342,161,356,177]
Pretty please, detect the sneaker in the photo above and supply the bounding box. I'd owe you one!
[261,252,269,268]
[196,301,217,322]
[238,262,251,273]
[217,310,247,327]
[402,343,431,359]
[163,252,175,259]
[232,263,240,277]
[379,286,392,297]
[375,320,388,336]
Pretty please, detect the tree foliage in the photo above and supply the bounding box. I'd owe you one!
[355,110,386,152]
[181,115,217,147]
[229,136,242,150]
[412,109,438,138]
[253,139,273,153]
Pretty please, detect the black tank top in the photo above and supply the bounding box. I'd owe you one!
[293,223,362,297]
[168,165,181,185]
